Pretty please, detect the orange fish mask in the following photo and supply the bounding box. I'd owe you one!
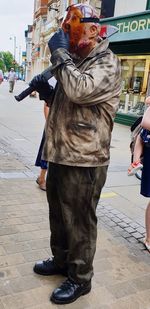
[61,4,119,53]
[62,4,100,53]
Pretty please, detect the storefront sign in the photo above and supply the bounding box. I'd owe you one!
[100,11,150,34]
[117,16,150,33]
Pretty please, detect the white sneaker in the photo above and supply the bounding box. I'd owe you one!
[144,241,150,252]
[128,161,143,176]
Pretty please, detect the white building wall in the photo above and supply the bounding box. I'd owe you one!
[114,0,147,17]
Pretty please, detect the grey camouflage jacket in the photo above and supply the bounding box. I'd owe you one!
[43,38,122,167]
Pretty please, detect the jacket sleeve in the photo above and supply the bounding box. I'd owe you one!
[50,48,121,106]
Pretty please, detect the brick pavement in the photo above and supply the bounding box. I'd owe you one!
[0,141,150,309]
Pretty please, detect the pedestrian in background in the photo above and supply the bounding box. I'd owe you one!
[33,76,56,191]
[128,96,150,176]
[8,68,17,92]
[140,104,150,252]
[30,3,121,305]
[35,101,49,191]
[0,69,3,84]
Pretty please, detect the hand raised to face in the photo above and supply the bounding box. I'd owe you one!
[48,29,70,54]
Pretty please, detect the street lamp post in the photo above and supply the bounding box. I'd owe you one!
[13,36,16,62]
[10,36,17,64]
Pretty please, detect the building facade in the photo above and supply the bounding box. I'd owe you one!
[25,25,33,82]
[26,0,150,125]
[30,0,102,77]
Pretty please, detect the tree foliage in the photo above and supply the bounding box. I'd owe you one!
[0,51,18,72]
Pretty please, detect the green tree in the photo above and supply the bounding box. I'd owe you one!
[0,52,6,71]
[0,51,18,72]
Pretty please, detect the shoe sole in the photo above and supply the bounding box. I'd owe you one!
[128,166,142,176]
[39,186,46,191]
[144,242,150,252]
[50,285,91,304]
[36,178,46,191]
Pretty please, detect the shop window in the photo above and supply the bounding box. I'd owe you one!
[119,56,150,116]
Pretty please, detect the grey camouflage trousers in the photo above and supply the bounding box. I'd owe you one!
[46,162,108,283]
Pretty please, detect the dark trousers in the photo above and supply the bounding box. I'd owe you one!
[46,162,108,283]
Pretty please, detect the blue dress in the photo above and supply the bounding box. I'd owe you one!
[140,129,150,197]
[35,130,48,170]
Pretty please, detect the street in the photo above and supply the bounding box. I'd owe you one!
[0,80,150,309]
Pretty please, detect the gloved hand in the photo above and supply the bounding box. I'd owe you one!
[48,29,69,54]
[29,74,54,100]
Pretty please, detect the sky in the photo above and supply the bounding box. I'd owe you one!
[0,0,35,63]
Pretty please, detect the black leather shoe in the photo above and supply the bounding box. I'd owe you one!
[50,278,91,304]
[33,258,67,276]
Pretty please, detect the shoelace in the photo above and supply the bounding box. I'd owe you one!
[60,279,79,291]
[43,258,53,265]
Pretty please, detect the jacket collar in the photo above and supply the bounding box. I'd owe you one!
[72,38,109,62]
[88,38,109,58]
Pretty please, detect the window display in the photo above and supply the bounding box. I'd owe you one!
[118,56,150,116]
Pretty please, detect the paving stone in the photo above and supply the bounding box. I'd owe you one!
[111,217,122,223]
[107,281,137,299]
[129,222,140,229]
[124,226,135,233]
[122,217,133,224]
[16,223,43,233]
[101,218,112,224]
[104,206,114,211]
[0,226,19,236]
[112,225,124,234]
[119,231,131,239]
[0,280,13,297]
[101,209,109,215]
[106,212,115,219]
[86,286,115,307]
[17,262,35,276]
[136,226,146,234]
[22,215,46,224]
[1,291,38,309]
[0,245,6,256]
[108,295,143,309]
[137,289,150,308]
[0,218,23,227]
[106,221,117,228]
[3,285,53,309]
[10,276,41,293]
[117,222,129,228]
[28,238,49,250]
[131,275,150,291]
[131,232,144,239]
[0,300,5,309]
[94,259,113,273]
[3,242,31,254]
[109,209,121,215]
[0,266,20,279]
[22,249,49,262]
[96,212,105,218]
[116,213,127,219]
[127,237,139,244]
[131,242,147,251]
[112,236,130,246]
[0,253,25,268]
[11,229,48,242]
[95,249,115,260]
[26,304,54,309]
